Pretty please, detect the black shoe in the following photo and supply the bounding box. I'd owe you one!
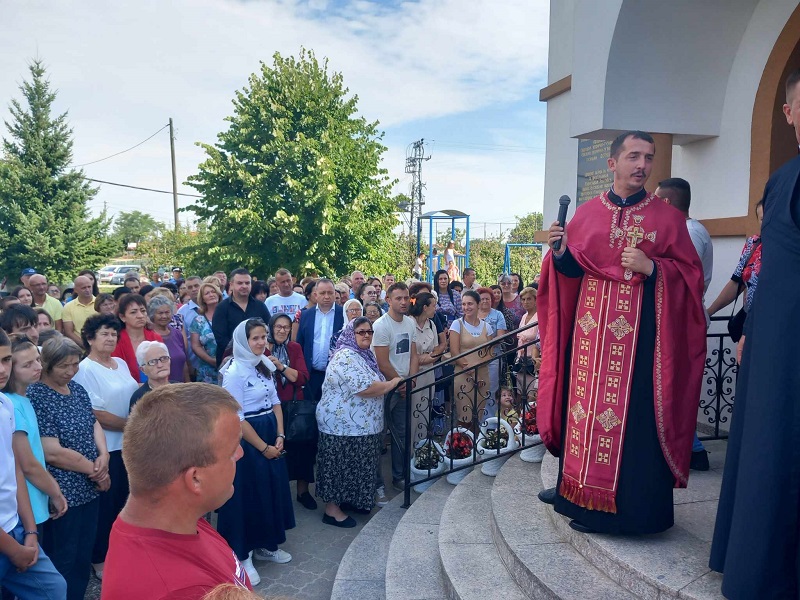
[537,487,556,505]
[340,502,371,515]
[569,519,596,534]
[690,450,710,471]
[297,491,318,510]
[322,514,357,528]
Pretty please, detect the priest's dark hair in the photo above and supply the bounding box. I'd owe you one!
[610,130,655,159]
[785,68,800,102]
[658,178,692,212]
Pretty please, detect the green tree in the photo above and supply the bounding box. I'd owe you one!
[0,60,115,283]
[134,223,215,278]
[112,210,163,251]
[506,212,544,285]
[187,49,399,277]
[469,236,506,286]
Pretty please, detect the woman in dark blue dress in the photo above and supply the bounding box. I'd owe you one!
[218,318,295,586]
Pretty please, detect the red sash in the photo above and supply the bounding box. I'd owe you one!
[560,276,643,512]
[537,192,706,512]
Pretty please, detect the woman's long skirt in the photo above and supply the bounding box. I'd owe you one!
[316,432,383,511]
[217,410,295,559]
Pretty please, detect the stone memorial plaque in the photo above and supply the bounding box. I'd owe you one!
[577,139,613,206]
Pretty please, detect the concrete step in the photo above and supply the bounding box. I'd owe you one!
[491,454,638,599]
[438,468,529,600]
[330,492,406,600]
[540,446,726,600]
[385,478,453,600]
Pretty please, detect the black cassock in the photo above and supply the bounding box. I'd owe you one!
[551,190,675,535]
[710,155,800,598]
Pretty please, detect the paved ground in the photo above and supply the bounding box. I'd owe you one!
[85,450,399,599]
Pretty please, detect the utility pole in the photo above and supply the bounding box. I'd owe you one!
[169,118,179,232]
[405,139,431,255]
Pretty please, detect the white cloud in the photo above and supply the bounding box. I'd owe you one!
[0,0,549,228]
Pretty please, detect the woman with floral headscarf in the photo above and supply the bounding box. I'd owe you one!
[315,317,401,527]
[217,318,296,586]
[265,313,314,511]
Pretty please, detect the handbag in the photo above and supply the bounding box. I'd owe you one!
[283,390,318,443]
[727,300,746,343]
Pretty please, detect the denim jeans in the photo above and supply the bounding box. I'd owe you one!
[42,498,99,600]
[0,520,67,600]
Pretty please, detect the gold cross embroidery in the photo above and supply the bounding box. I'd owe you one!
[626,226,645,247]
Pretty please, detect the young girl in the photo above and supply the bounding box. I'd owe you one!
[4,335,68,534]
[497,387,520,430]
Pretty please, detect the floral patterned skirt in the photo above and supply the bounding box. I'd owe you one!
[315,431,382,510]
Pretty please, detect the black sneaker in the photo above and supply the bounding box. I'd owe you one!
[690,450,710,471]
[297,491,318,510]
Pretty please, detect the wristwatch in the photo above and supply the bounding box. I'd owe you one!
[277,434,286,440]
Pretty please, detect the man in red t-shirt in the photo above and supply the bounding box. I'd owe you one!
[101,384,250,599]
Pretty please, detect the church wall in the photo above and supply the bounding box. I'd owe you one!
[546,0,574,83]
[543,91,578,230]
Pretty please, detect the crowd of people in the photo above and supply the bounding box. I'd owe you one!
[0,260,545,599]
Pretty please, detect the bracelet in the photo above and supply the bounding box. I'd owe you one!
[23,531,38,537]
[262,445,269,455]
[276,434,285,439]
[279,366,286,373]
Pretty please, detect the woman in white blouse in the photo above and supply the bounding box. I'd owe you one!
[315,318,400,527]
[218,318,296,586]
[73,313,139,580]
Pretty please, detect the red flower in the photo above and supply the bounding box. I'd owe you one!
[445,431,474,459]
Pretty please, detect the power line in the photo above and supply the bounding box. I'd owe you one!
[71,124,170,167]
[430,140,544,154]
[85,177,202,198]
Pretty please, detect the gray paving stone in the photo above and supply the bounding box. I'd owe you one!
[438,469,527,600]
[674,500,718,543]
[491,456,637,600]
[385,478,452,600]
[679,570,726,600]
[330,577,387,599]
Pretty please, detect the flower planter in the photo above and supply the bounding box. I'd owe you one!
[410,440,445,493]
[443,428,475,485]
[477,417,519,476]
[519,434,547,463]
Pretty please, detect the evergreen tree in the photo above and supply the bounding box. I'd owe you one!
[187,49,399,277]
[0,60,114,284]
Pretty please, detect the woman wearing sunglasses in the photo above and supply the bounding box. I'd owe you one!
[315,318,401,528]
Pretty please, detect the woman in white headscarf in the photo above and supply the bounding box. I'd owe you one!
[216,318,296,586]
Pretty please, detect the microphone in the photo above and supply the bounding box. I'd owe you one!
[552,195,571,251]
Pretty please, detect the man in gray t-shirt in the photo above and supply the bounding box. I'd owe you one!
[372,282,418,490]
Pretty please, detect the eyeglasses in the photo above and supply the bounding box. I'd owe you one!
[273,325,291,331]
[366,291,378,296]
[142,355,171,367]
[354,330,374,337]
[346,308,363,314]
[500,281,512,286]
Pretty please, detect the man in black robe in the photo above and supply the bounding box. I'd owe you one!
[709,68,800,599]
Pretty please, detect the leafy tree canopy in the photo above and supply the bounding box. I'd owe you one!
[0,60,114,284]
[111,210,164,251]
[187,49,400,278]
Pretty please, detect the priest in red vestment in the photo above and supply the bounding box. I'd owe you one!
[537,131,706,534]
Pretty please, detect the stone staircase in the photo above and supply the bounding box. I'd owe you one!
[332,439,728,600]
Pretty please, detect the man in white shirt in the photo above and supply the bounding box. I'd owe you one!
[372,282,419,491]
[0,331,67,598]
[265,269,307,322]
[656,177,713,471]
[295,279,344,403]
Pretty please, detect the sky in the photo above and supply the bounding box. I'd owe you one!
[0,0,549,241]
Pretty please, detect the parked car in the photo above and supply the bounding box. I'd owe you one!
[100,265,141,285]
[96,265,117,282]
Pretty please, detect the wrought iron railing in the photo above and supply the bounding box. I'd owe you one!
[699,316,739,441]
[393,315,738,507]
[395,320,542,508]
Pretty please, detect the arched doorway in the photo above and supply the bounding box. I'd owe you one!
[750,3,800,234]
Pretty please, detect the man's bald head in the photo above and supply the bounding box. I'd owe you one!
[74,275,94,300]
